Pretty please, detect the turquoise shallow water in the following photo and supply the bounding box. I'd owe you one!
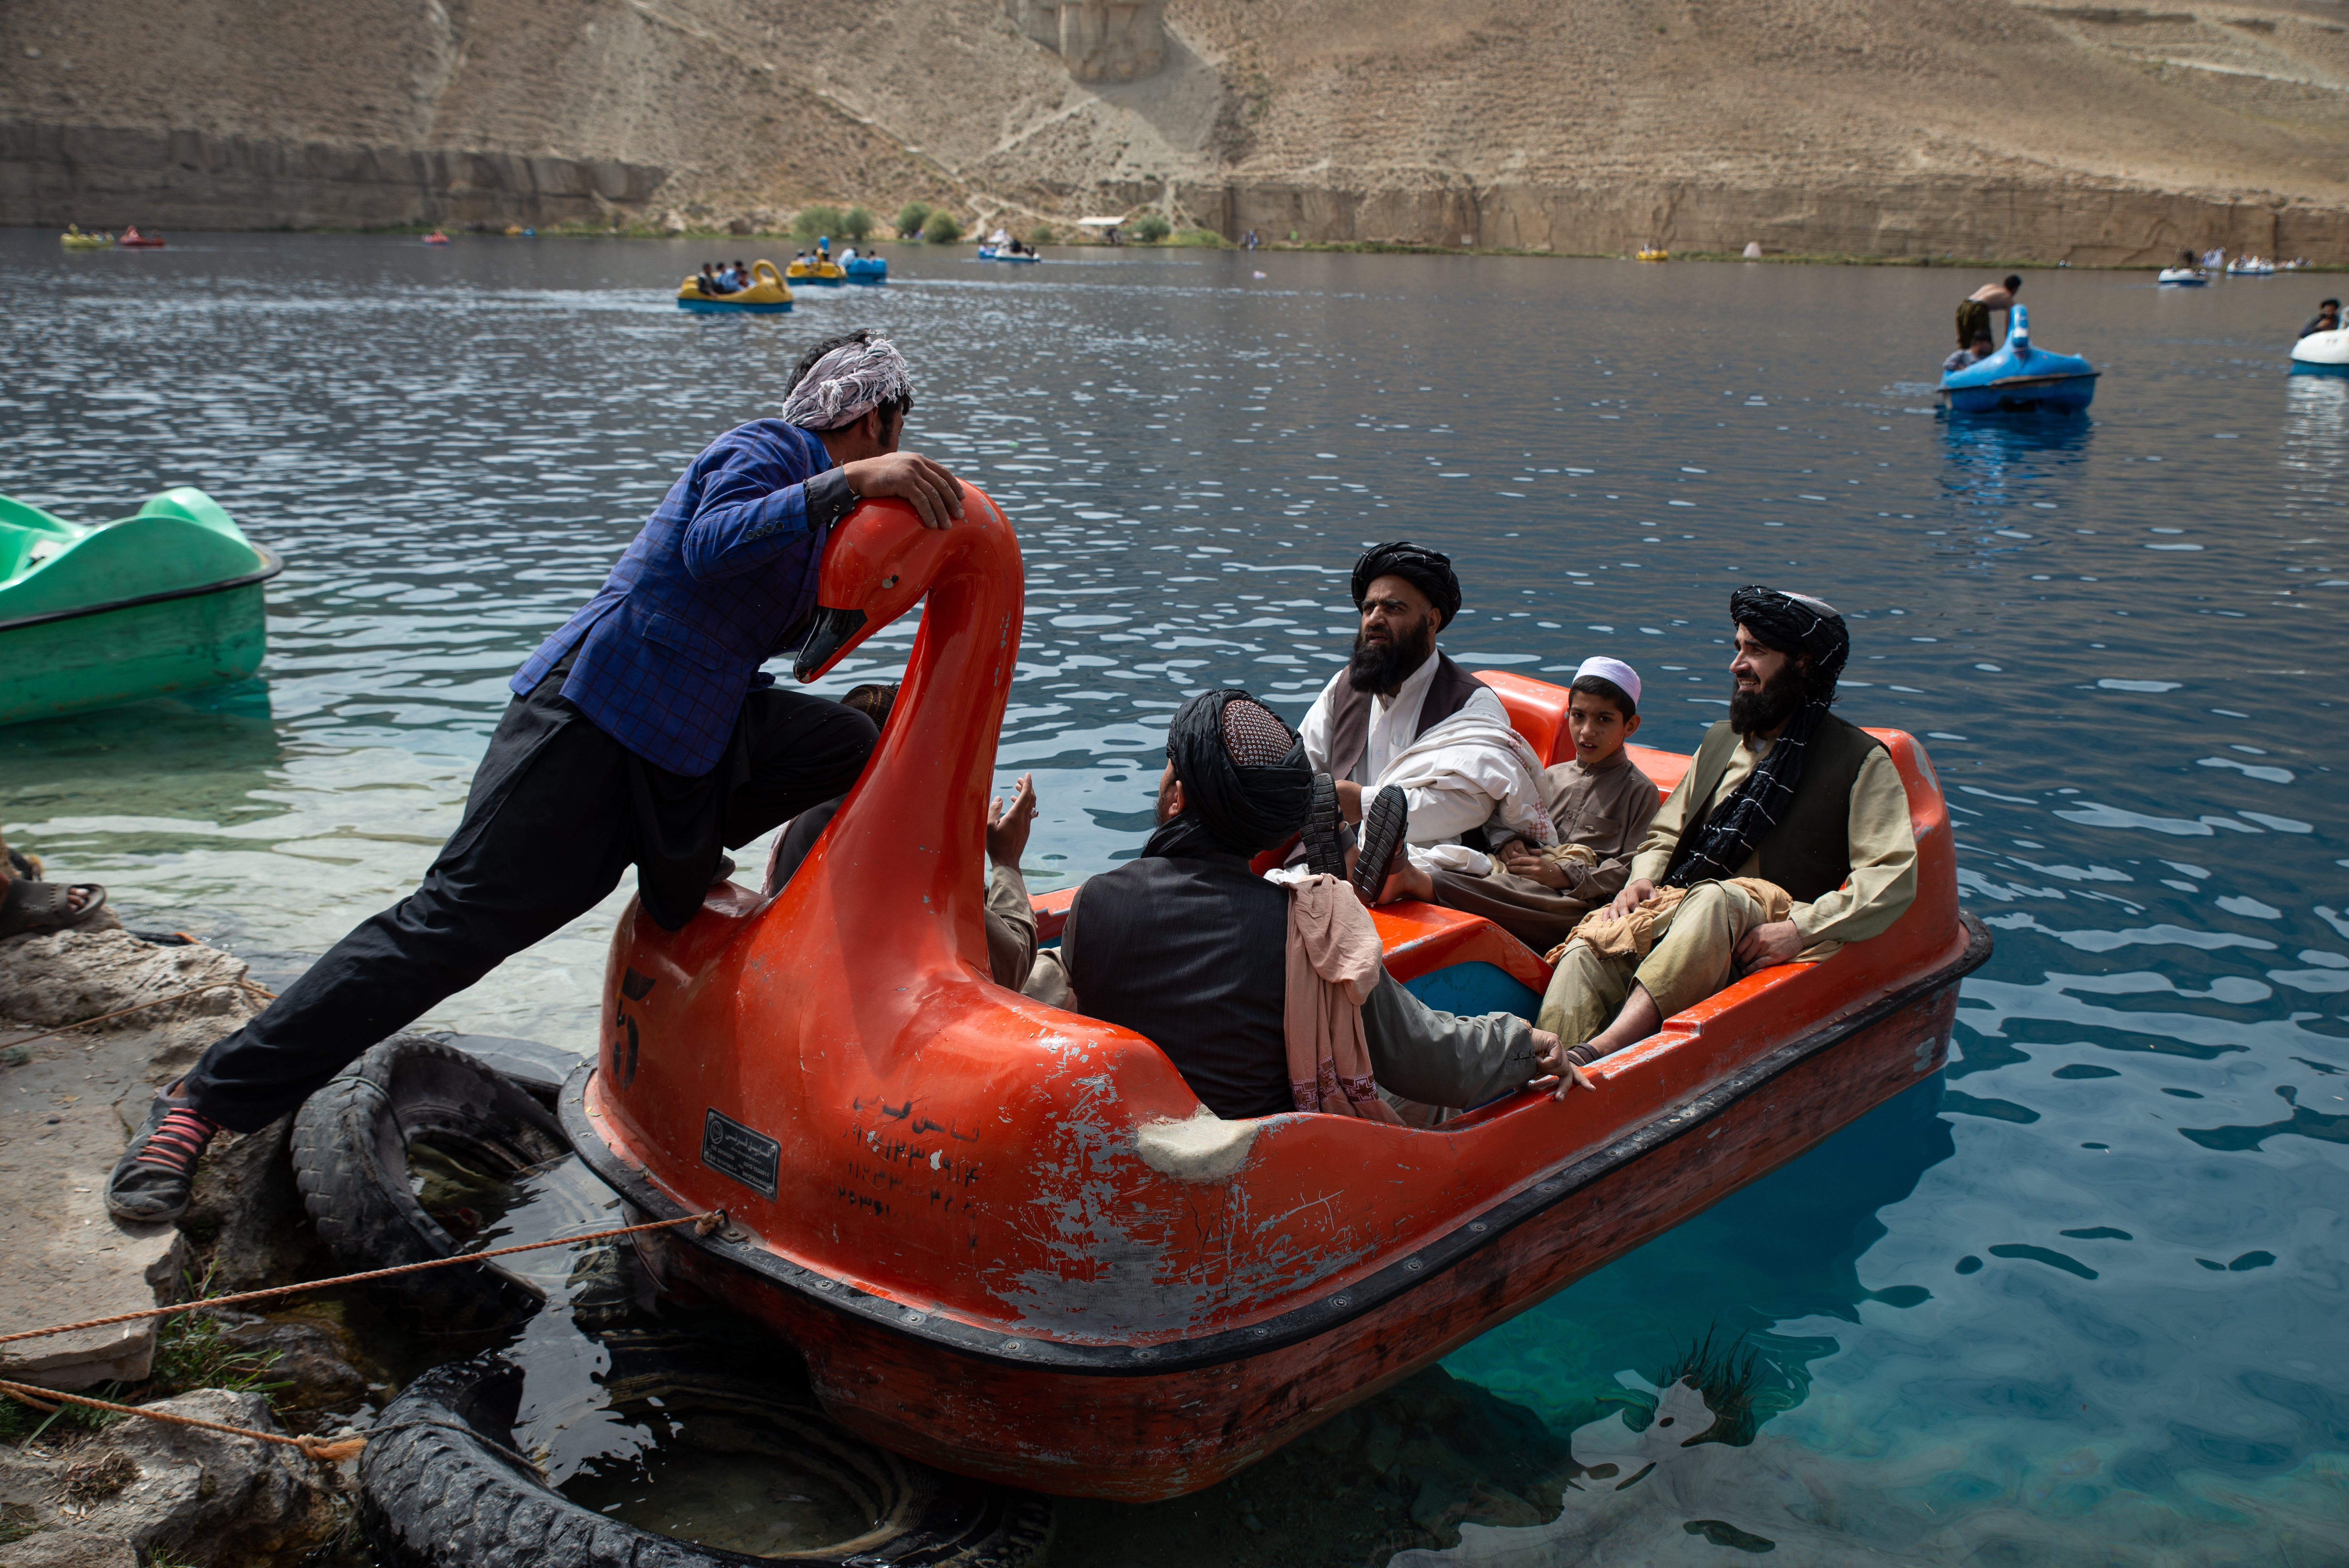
[3,232,2346,1562]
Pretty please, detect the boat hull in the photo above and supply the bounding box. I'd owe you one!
[566,916,1987,1500]
[1940,373,2097,414]
[675,298,792,313]
[0,554,278,725]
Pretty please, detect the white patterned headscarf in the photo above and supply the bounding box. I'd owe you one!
[779,336,915,430]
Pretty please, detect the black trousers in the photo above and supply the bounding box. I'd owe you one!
[181,676,876,1131]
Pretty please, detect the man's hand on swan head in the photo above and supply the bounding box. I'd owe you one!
[987,773,1039,867]
[841,451,965,529]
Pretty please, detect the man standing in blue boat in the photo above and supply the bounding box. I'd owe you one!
[1955,275,2021,354]
[1533,588,1918,1092]
[108,331,964,1223]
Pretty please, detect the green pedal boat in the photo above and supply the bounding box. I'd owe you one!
[0,487,282,726]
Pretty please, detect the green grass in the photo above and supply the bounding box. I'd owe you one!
[1167,228,1227,248]
[147,1266,287,1401]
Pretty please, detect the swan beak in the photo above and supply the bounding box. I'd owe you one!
[793,605,869,682]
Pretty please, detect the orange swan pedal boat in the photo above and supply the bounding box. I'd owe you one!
[560,493,1993,1501]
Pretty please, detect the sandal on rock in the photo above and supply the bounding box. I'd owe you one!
[1351,785,1409,905]
[1300,773,1346,878]
[0,874,107,939]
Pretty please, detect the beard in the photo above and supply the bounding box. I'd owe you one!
[1729,661,1807,736]
[1346,617,1436,694]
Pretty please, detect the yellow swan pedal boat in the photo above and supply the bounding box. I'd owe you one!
[61,226,114,251]
[786,257,848,286]
[1636,246,1670,262]
[676,259,793,314]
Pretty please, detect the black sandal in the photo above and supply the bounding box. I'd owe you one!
[0,875,107,939]
[1300,773,1346,878]
[1351,785,1408,904]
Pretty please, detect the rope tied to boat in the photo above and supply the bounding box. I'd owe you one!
[0,1208,727,1465]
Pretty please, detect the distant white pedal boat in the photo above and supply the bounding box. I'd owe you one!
[2226,256,2276,276]
[2157,267,2207,287]
[2290,328,2349,372]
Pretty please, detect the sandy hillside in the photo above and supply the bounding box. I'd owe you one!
[7,0,2349,257]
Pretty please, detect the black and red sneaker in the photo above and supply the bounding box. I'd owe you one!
[105,1094,222,1224]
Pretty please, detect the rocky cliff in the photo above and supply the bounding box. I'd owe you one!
[7,0,2349,259]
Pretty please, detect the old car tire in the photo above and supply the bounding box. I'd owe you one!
[359,1351,1055,1568]
[291,1033,569,1332]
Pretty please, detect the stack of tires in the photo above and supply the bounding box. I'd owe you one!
[292,1036,1052,1568]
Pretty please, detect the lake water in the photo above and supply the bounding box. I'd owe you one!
[4,231,2345,1564]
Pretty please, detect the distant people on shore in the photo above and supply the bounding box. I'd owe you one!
[1955,275,2021,352]
[2301,299,2341,339]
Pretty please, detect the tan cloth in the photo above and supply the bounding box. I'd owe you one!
[1424,748,1663,951]
[1283,874,1403,1123]
[985,862,1037,990]
[1547,876,1792,964]
[1537,880,1786,1045]
[1629,736,1916,959]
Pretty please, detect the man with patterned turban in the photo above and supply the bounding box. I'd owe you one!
[111,330,962,1224]
[1041,690,1554,1122]
[1532,587,1918,1090]
[1297,542,1556,891]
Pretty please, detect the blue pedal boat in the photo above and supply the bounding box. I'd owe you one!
[1940,306,2098,414]
[844,256,888,285]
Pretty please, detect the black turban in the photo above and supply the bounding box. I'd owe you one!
[1662,587,1852,889]
[1730,585,1850,687]
[1352,541,1462,629]
[1144,689,1311,861]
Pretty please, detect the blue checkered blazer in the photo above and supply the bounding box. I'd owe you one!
[510,420,847,777]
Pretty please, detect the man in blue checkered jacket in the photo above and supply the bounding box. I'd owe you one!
[111,331,962,1223]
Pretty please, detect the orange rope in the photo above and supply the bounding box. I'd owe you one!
[0,1378,367,1462]
[0,1209,724,1345]
[0,1208,725,1466]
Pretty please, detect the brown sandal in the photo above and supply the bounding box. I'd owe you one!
[0,875,107,938]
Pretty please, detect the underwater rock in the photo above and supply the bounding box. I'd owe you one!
[222,1319,370,1414]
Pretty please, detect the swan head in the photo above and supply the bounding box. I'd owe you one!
[794,495,966,681]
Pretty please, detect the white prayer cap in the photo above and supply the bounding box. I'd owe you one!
[1572,656,1641,707]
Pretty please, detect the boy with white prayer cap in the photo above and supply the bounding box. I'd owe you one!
[1380,655,1662,951]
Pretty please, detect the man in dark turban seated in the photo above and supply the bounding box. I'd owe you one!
[1533,588,1918,1090]
[1039,690,1556,1121]
[1298,543,1556,890]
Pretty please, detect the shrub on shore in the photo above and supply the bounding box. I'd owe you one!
[1129,214,1172,243]
[841,206,874,242]
[923,210,965,245]
[793,204,845,242]
[1030,223,1055,245]
[896,201,933,239]
[1169,227,1226,248]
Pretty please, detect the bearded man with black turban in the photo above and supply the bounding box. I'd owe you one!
[1043,690,1553,1121]
[1531,587,1919,1087]
[1297,542,1549,855]
[111,330,969,1227]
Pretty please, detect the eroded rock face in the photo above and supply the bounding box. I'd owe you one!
[0,1390,341,1568]
[96,1390,342,1566]
[0,927,260,1079]
[1006,0,1166,83]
